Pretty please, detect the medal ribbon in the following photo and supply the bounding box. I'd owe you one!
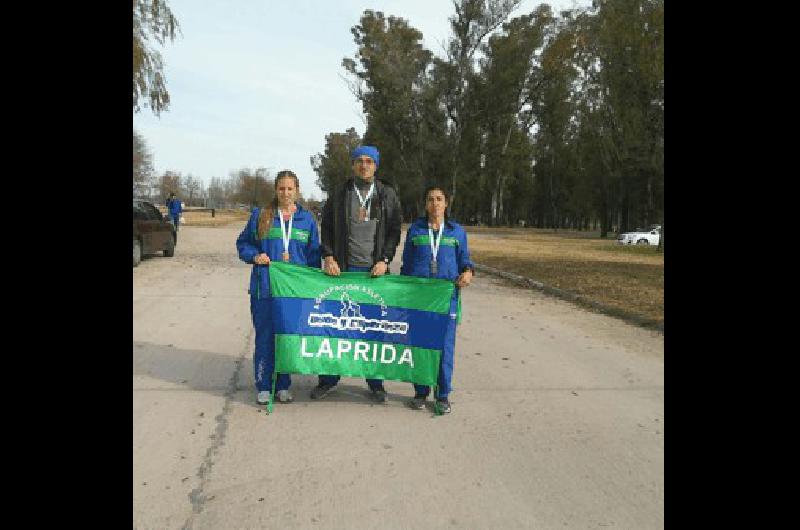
[428,222,444,265]
[353,181,375,221]
[278,207,293,258]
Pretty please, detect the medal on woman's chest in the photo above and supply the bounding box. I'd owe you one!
[278,208,293,263]
[358,206,368,222]
[428,223,443,277]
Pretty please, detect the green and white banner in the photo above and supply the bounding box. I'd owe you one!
[269,262,456,387]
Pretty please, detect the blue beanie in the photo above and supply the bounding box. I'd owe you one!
[351,145,380,167]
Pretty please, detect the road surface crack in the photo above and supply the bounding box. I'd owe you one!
[181,332,250,530]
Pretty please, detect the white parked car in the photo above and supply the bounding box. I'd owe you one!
[617,225,661,246]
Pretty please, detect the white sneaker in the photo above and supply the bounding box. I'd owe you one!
[276,390,294,403]
[256,391,271,405]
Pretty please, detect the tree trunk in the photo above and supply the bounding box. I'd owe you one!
[490,187,498,226]
[449,125,463,216]
[498,184,505,224]
[491,119,515,226]
[657,223,663,252]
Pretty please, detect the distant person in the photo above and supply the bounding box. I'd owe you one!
[311,145,402,403]
[236,170,321,405]
[166,192,183,230]
[400,185,474,414]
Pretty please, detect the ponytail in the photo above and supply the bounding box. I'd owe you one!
[257,197,279,240]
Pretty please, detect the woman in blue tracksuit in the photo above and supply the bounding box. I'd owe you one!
[400,185,474,414]
[236,170,321,406]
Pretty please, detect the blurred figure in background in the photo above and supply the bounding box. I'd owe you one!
[166,192,183,231]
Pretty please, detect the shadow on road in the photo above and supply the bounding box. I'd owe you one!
[133,341,414,409]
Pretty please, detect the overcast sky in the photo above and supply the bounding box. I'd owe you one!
[134,0,587,200]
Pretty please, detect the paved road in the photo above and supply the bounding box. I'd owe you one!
[133,225,664,529]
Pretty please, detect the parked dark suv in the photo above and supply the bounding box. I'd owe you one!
[133,199,177,267]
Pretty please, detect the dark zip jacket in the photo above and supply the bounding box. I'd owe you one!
[320,177,402,269]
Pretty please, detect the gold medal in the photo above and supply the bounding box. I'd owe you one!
[359,207,367,221]
[282,251,290,262]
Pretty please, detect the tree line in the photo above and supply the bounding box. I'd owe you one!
[311,0,663,236]
[133,1,328,214]
[134,131,321,211]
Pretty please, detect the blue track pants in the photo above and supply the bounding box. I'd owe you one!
[413,296,458,399]
[251,296,291,392]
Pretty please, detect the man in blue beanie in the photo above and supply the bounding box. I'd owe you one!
[311,144,403,403]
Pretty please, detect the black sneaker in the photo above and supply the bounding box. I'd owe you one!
[407,394,427,410]
[310,383,335,400]
[370,388,387,403]
[435,398,451,414]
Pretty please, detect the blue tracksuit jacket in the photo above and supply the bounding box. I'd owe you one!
[236,204,322,299]
[235,203,321,392]
[400,217,474,281]
[400,217,474,399]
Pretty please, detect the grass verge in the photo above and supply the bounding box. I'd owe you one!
[464,227,663,328]
[180,209,251,227]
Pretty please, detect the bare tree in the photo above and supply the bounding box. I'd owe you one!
[133,129,154,197]
[184,174,200,206]
[158,171,182,204]
[207,177,224,208]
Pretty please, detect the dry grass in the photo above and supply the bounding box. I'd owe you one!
[159,214,662,324]
[464,226,663,326]
[175,209,251,228]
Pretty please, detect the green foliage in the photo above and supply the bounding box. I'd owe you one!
[342,10,440,219]
[440,0,523,216]
[321,0,663,230]
[475,5,555,225]
[579,0,664,232]
[310,128,362,195]
[133,0,180,116]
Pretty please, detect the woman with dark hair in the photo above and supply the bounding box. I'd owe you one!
[236,170,321,405]
[400,185,474,413]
